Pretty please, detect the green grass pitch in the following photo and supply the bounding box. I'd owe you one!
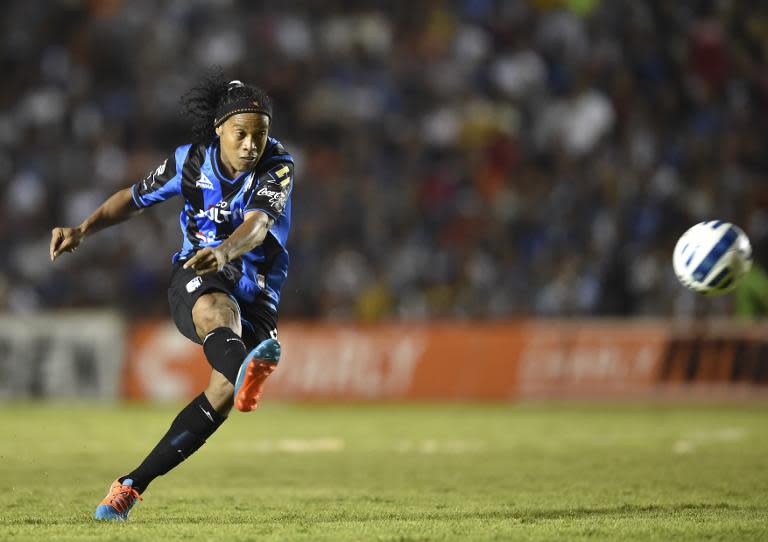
[1,402,767,541]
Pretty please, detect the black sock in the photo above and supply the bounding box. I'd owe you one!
[123,393,225,493]
[203,327,247,385]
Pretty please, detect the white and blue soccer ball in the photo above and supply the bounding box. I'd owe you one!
[673,221,752,296]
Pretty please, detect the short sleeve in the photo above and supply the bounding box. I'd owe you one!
[244,162,294,219]
[130,146,187,209]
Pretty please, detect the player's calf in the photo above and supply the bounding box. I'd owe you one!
[203,326,248,385]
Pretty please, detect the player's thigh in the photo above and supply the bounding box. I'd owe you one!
[191,292,242,339]
[167,261,243,344]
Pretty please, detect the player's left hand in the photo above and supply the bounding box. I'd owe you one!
[183,247,228,275]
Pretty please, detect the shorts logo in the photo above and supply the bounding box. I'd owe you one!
[186,277,203,293]
[196,173,214,190]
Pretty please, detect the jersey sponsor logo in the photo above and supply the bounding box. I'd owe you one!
[195,173,214,190]
[257,186,287,212]
[274,165,290,179]
[272,164,292,187]
[186,276,203,293]
[257,186,282,198]
[195,231,217,243]
[195,201,231,224]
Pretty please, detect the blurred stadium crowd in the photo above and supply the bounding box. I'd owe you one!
[1,0,766,320]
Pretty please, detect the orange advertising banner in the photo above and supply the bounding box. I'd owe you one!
[122,321,529,401]
[516,320,670,398]
[122,320,768,401]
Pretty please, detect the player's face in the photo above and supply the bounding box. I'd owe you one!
[216,113,271,177]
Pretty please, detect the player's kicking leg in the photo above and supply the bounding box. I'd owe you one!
[93,291,279,520]
[195,293,281,412]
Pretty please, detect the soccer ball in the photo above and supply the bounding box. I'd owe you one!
[672,221,752,296]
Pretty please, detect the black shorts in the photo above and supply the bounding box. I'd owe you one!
[167,261,278,351]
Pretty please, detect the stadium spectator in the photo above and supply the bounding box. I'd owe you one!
[2,0,766,320]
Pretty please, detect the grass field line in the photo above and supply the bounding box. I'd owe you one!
[218,438,487,454]
[672,426,747,455]
[393,439,486,453]
[223,438,345,452]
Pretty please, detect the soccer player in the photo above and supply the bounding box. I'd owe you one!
[49,75,295,521]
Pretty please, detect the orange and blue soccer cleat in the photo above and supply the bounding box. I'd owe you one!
[234,338,281,412]
[94,478,142,521]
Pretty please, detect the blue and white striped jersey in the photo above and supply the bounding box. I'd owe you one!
[130,137,294,310]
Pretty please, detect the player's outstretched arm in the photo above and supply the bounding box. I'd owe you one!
[50,187,142,261]
[184,210,274,275]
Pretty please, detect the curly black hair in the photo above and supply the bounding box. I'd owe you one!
[180,68,273,144]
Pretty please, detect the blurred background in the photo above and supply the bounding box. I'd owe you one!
[2,6,767,537]
[1,0,767,402]
[3,0,767,320]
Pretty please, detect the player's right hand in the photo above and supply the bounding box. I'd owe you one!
[50,227,84,261]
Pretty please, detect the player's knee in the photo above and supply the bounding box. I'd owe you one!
[192,293,240,338]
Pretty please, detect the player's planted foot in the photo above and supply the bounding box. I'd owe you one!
[234,338,280,412]
[94,478,142,521]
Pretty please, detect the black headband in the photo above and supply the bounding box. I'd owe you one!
[214,98,272,127]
